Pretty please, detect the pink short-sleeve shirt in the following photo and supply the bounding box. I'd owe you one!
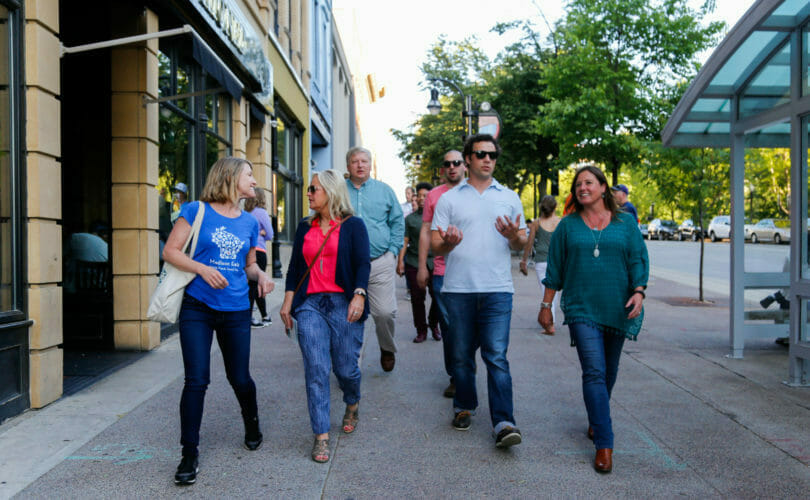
[423,184,451,276]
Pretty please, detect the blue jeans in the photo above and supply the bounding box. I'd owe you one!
[569,322,626,450]
[296,293,364,434]
[178,294,257,457]
[444,292,515,431]
[431,275,453,378]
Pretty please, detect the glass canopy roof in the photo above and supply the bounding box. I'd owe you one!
[662,0,810,148]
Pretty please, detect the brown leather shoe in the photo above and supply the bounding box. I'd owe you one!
[430,325,442,341]
[587,426,594,440]
[380,349,395,372]
[413,332,427,343]
[594,448,612,473]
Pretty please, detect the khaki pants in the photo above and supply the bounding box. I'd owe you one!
[368,252,397,352]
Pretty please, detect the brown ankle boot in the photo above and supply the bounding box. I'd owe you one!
[594,448,612,473]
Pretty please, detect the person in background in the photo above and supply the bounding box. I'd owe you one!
[345,147,404,372]
[397,181,440,343]
[417,150,467,398]
[171,182,190,223]
[540,165,649,474]
[520,195,562,335]
[432,134,527,449]
[611,184,638,222]
[245,187,274,327]
[401,186,415,217]
[280,169,370,464]
[163,157,274,486]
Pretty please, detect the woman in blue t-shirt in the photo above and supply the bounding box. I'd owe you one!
[163,157,274,486]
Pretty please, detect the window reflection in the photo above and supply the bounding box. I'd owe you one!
[0,4,16,311]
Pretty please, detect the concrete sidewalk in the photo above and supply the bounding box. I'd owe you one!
[3,252,810,498]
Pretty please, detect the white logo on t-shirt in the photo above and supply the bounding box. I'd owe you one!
[211,226,245,260]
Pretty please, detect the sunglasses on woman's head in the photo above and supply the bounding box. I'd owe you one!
[472,150,499,160]
[443,160,464,167]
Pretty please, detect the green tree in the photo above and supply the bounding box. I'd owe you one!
[539,0,724,184]
[646,143,729,300]
[392,37,488,182]
[393,30,559,211]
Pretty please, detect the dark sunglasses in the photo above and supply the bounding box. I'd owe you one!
[443,160,464,167]
[472,150,499,160]
[307,185,321,194]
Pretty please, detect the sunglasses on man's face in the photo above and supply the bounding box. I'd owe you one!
[307,185,321,194]
[472,150,499,160]
[443,160,464,167]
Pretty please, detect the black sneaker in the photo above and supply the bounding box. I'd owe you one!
[262,316,273,326]
[495,426,522,449]
[452,411,471,431]
[174,455,198,485]
[244,416,263,451]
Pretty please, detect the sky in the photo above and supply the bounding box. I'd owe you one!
[332,0,757,202]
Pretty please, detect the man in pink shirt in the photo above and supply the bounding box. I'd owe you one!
[417,149,466,398]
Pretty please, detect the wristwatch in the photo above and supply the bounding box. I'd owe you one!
[540,302,552,309]
[353,288,367,297]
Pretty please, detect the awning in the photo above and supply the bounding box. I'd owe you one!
[661,0,810,148]
[190,35,243,101]
[62,25,245,102]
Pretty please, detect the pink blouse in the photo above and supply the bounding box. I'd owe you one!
[302,218,344,294]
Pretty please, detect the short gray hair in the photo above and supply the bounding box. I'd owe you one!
[346,146,372,165]
[314,169,354,219]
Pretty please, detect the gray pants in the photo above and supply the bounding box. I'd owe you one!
[368,252,397,352]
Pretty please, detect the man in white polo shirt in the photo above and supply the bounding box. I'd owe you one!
[431,133,527,449]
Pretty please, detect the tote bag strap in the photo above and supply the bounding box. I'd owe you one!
[181,201,206,258]
[293,216,349,295]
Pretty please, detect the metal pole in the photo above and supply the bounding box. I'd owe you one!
[464,95,473,139]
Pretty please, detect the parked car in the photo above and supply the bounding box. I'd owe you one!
[640,224,648,239]
[648,219,678,240]
[745,218,790,244]
[677,219,704,241]
[708,215,731,242]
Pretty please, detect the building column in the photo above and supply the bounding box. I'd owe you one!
[26,0,63,408]
[109,8,160,350]
[232,97,248,158]
[247,116,273,190]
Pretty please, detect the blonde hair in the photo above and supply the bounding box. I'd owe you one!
[245,186,266,211]
[200,157,253,205]
[313,169,354,220]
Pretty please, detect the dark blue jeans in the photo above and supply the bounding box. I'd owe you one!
[178,294,257,457]
[432,275,452,378]
[569,322,626,450]
[444,292,515,432]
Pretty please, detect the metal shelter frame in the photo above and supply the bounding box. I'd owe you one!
[662,0,810,385]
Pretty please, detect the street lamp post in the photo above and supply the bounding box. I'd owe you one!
[426,77,476,139]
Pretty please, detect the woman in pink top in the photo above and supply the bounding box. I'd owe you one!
[280,169,370,464]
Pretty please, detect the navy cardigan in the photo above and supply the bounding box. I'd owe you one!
[285,216,371,320]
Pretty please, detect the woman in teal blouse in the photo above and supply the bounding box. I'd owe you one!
[540,165,649,474]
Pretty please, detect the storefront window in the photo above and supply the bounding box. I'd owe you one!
[274,110,302,241]
[156,45,232,263]
[0,2,21,314]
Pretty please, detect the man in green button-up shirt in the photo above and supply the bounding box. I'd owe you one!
[345,147,404,372]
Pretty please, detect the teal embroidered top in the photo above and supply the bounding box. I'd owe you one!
[542,211,649,340]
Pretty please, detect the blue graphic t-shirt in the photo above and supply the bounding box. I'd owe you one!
[180,201,259,311]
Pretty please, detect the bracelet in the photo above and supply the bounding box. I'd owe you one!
[633,290,646,299]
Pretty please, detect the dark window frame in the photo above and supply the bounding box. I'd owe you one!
[0,0,25,322]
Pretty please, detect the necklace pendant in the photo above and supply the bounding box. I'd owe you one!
[593,248,600,258]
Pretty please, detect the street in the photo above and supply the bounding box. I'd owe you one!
[645,239,790,300]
